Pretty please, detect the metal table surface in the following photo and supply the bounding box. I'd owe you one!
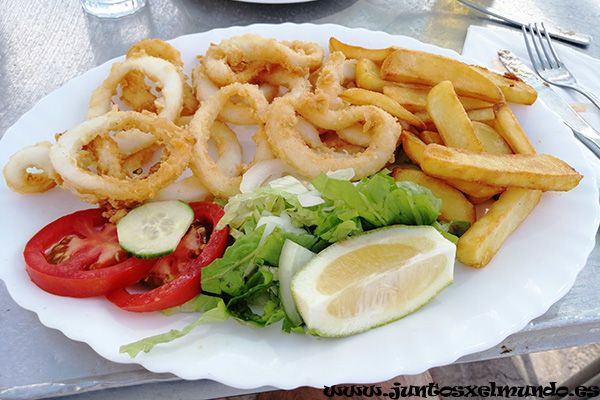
[1,0,599,399]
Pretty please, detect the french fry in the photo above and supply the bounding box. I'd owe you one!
[355,58,428,93]
[458,101,540,269]
[401,130,427,165]
[411,111,437,131]
[381,48,504,103]
[438,176,504,200]
[467,107,496,124]
[355,58,392,92]
[391,167,476,224]
[418,130,444,145]
[493,102,537,155]
[426,81,486,152]
[401,131,504,198]
[470,65,538,105]
[472,121,513,155]
[329,37,395,64]
[421,143,583,191]
[340,87,426,129]
[384,85,492,112]
[457,97,493,111]
[457,188,542,268]
[383,85,429,111]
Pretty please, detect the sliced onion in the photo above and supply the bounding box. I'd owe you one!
[256,212,306,238]
[240,159,299,193]
[279,239,315,326]
[297,190,325,207]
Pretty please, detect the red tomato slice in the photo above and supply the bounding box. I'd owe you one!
[24,208,156,298]
[106,201,228,312]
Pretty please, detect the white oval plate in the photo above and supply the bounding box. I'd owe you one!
[0,23,598,390]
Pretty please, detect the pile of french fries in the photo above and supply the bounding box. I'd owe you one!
[329,38,583,268]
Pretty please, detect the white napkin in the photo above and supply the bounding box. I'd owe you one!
[461,25,600,170]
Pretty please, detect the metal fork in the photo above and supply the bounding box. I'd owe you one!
[522,22,600,111]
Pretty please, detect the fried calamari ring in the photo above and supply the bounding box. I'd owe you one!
[250,125,276,165]
[264,95,402,180]
[85,133,128,179]
[293,52,370,132]
[49,110,193,209]
[192,62,304,125]
[335,122,371,147]
[121,39,199,117]
[103,128,159,178]
[3,141,58,194]
[76,127,159,180]
[188,83,270,198]
[127,38,184,67]
[310,51,357,110]
[88,56,184,121]
[296,52,418,148]
[319,131,366,155]
[203,34,324,86]
[211,120,244,178]
[192,62,267,125]
[252,65,312,98]
[112,128,157,157]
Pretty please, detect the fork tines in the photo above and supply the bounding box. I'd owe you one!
[522,23,564,72]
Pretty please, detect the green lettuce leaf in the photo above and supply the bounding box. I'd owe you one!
[311,171,441,228]
[120,299,230,357]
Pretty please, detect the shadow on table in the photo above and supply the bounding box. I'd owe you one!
[174,0,359,30]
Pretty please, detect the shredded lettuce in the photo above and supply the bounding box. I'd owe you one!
[121,298,229,357]
[120,169,466,357]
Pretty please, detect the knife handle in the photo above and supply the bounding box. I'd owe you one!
[570,124,600,159]
[570,84,600,113]
[456,0,592,47]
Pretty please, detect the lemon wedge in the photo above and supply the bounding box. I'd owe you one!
[290,225,456,337]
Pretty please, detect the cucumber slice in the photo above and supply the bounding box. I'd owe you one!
[117,200,195,259]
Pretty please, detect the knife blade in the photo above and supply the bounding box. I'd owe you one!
[456,0,592,47]
[498,49,600,159]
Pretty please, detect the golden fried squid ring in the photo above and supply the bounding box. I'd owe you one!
[77,127,158,180]
[49,110,193,209]
[192,62,269,125]
[253,65,312,98]
[88,56,184,121]
[85,133,128,179]
[3,141,58,194]
[192,62,309,125]
[293,53,370,132]
[112,128,157,157]
[297,52,418,148]
[188,83,270,198]
[311,51,357,109]
[202,34,324,86]
[295,115,327,150]
[334,122,371,148]
[104,128,159,178]
[265,96,402,180]
[294,90,370,131]
[251,125,277,164]
[211,120,244,178]
[121,39,199,117]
